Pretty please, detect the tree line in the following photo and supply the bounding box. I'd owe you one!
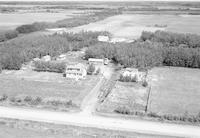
[140,30,200,48]
[85,37,200,69]
[0,31,108,70]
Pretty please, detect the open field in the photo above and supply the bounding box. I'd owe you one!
[0,118,180,138]
[0,70,99,107]
[62,14,200,41]
[0,10,85,30]
[98,81,148,113]
[148,67,200,116]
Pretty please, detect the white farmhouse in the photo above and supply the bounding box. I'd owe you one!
[65,63,87,80]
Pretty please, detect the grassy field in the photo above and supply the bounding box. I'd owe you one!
[67,14,200,40]
[148,67,200,116]
[0,118,179,138]
[0,70,99,106]
[99,81,148,113]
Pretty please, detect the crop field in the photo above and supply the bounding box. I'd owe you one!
[66,14,200,40]
[148,67,200,116]
[0,118,177,138]
[0,70,99,106]
[99,81,148,113]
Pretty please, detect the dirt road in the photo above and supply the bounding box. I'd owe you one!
[0,106,200,138]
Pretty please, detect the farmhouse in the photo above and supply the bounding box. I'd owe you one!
[122,68,146,82]
[65,63,87,80]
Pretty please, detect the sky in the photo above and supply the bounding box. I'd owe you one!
[0,0,200,1]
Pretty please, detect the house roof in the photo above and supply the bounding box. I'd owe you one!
[88,58,104,62]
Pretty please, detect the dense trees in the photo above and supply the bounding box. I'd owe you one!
[85,39,200,69]
[0,31,106,70]
[16,22,53,34]
[140,31,200,48]
[0,30,18,42]
[1,29,200,70]
[34,61,66,73]
[85,41,164,69]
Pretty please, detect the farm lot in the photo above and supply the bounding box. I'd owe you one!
[0,70,99,107]
[148,67,200,116]
[98,81,148,113]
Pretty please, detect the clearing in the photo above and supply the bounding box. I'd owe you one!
[0,69,99,107]
[55,14,200,41]
[148,67,200,116]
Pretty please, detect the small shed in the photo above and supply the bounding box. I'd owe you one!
[98,35,109,42]
[41,55,51,62]
[88,58,104,65]
[57,54,66,61]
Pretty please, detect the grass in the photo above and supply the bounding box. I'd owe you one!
[99,81,148,113]
[0,70,99,107]
[0,118,178,138]
[148,67,200,116]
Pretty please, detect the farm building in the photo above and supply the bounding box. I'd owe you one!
[122,68,146,82]
[41,55,51,62]
[88,58,104,66]
[98,35,109,42]
[65,63,87,80]
[56,54,67,61]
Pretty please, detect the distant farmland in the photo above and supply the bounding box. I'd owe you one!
[67,14,200,40]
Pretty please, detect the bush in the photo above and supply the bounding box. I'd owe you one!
[24,96,33,102]
[0,94,8,101]
[30,96,42,105]
[95,68,101,75]
[142,80,148,87]
[87,64,95,75]
[34,61,66,73]
[114,106,131,115]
